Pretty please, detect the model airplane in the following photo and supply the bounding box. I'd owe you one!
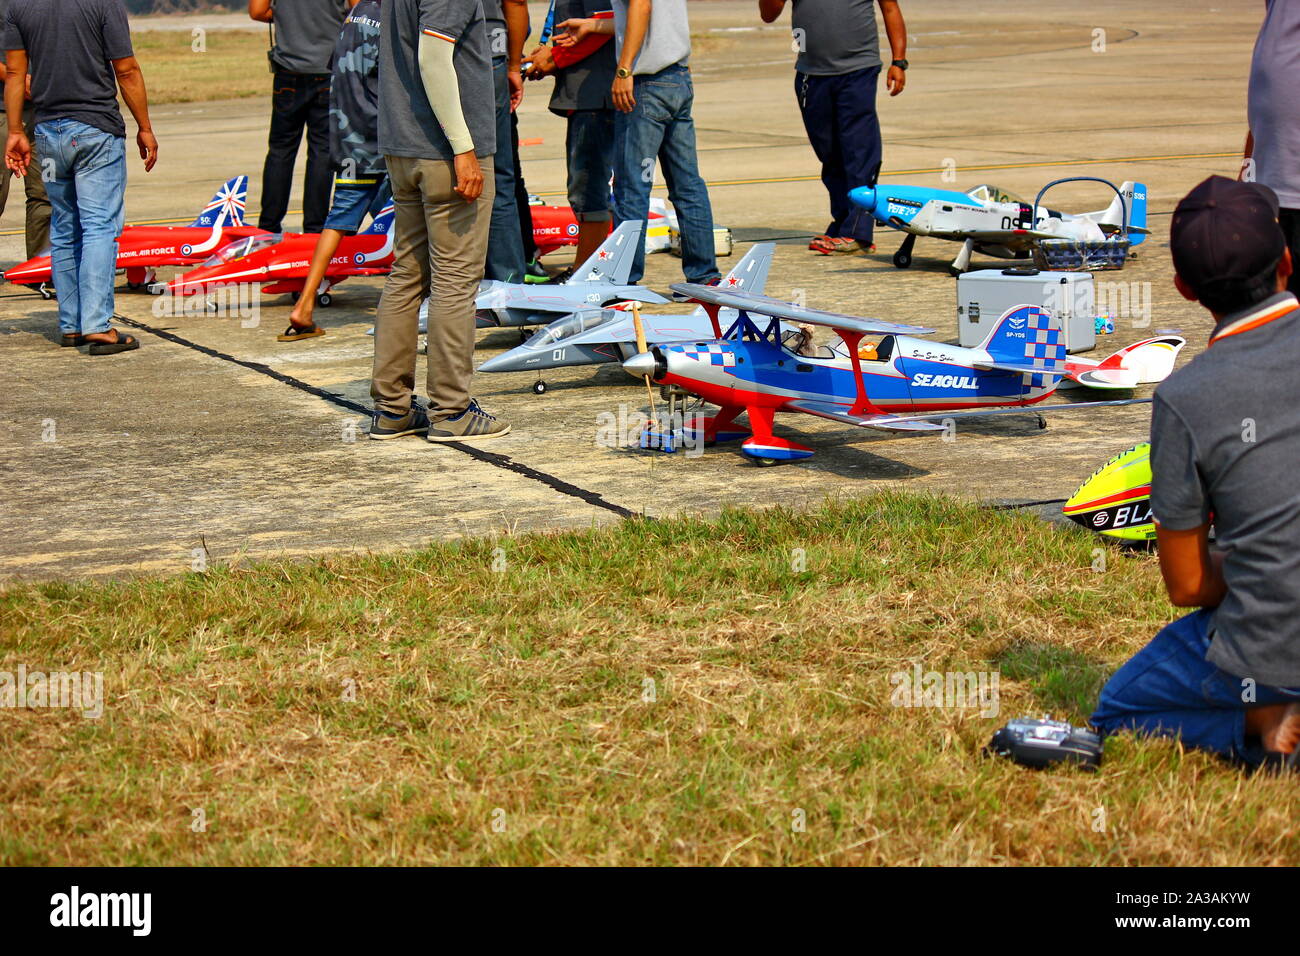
[620,284,1184,464]
[1063,443,1155,541]
[5,176,262,295]
[474,220,668,329]
[477,242,776,392]
[167,205,394,305]
[848,179,1148,275]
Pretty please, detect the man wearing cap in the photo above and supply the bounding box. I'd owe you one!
[1092,175,1300,768]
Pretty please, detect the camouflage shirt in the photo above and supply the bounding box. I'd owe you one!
[329,0,385,179]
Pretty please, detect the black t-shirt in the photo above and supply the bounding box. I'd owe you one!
[4,0,134,138]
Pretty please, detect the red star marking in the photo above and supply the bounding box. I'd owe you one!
[597,250,610,259]
[725,276,740,286]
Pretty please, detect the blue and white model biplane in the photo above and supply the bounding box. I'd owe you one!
[848,179,1148,275]
[477,242,776,393]
[621,284,1184,465]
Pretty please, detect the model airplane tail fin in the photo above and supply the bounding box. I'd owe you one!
[1100,182,1147,247]
[189,175,249,228]
[570,220,642,284]
[363,204,396,236]
[1064,335,1185,389]
[979,305,1067,377]
[718,242,775,294]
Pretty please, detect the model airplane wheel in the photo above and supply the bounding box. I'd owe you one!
[754,457,782,467]
[892,249,912,269]
[37,283,55,300]
[290,291,300,303]
[532,380,547,395]
[1036,414,1048,430]
[317,292,333,307]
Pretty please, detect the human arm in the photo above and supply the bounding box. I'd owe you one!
[1157,524,1227,608]
[879,0,906,95]
[248,0,274,23]
[416,32,482,201]
[3,49,28,176]
[113,56,158,172]
[758,0,785,23]
[503,0,528,110]
[612,0,651,112]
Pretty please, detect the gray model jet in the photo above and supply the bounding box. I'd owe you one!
[477,243,776,393]
[474,220,669,329]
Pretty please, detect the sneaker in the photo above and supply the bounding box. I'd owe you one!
[523,259,550,284]
[369,405,430,440]
[672,276,722,302]
[426,399,511,442]
[543,266,574,285]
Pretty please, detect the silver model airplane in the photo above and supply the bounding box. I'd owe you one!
[474,220,669,329]
[848,178,1149,275]
[477,243,776,393]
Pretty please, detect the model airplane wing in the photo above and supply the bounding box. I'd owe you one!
[970,359,1068,378]
[786,397,1152,433]
[669,284,935,336]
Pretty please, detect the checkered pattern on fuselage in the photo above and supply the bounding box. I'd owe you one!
[675,343,737,368]
[1021,307,1064,389]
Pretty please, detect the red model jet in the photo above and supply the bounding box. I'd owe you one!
[5,176,263,295]
[167,205,394,306]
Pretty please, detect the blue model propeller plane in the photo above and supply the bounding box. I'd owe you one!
[848,178,1148,275]
[476,242,776,393]
[620,284,1184,465]
[474,220,669,329]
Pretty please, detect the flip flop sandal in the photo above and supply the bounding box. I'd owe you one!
[86,330,139,355]
[277,322,326,342]
[825,237,863,255]
[60,333,85,348]
[808,235,833,253]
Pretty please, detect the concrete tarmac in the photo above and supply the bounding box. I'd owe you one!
[0,1,1262,579]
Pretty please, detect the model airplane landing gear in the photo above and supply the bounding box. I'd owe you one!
[1035,414,1048,430]
[740,406,813,465]
[125,268,158,292]
[892,233,917,269]
[316,292,333,307]
[532,380,547,395]
[948,239,975,277]
[683,404,749,447]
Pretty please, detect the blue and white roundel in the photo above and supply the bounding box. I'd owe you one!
[181,244,193,257]
[566,223,579,237]
[353,252,366,265]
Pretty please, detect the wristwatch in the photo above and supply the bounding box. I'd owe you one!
[891,58,909,71]
[616,66,633,79]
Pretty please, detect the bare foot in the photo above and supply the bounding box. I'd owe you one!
[288,301,313,329]
[1247,702,1300,754]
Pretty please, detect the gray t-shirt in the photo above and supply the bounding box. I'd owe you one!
[791,0,881,76]
[549,0,615,113]
[1248,0,1300,207]
[3,0,133,138]
[481,0,507,60]
[614,0,689,76]
[378,0,495,160]
[1150,291,1300,686]
[271,0,350,75]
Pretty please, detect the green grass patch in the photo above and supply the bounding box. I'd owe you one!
[2,491,1295,865]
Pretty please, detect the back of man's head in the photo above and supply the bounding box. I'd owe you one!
[1170,175,1287,316]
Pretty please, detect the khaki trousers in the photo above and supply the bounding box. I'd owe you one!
[371,153,494,421]
[0,103,53,259]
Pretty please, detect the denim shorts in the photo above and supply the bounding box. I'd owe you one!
[324,176,390,234]
[565,109,615,222]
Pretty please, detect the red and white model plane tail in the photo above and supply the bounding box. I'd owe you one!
[1064,335,1185,389]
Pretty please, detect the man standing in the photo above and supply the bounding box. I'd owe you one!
[759,0,907,257]
[1244,0,1300,296]
[370,0,508,442]
[556,0,720,288]
[249,0,351,235]
[481,0,529,284]
[1092,177,1300,767]
[526,0,617,276]
[4,0,157,355]
[0,0,50,262]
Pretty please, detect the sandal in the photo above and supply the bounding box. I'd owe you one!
[86,329,139,355]
[60,333,85,348]
[811,236,862,256]
[277,322,326,342]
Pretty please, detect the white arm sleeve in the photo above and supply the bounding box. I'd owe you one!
[417,33,475,156]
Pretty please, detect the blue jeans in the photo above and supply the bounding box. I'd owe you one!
[613,64,719,285]
[485,57,526,283]
[1092,609,1300,766]
[796,67,882,245]
[35,119,126,336]
[567,109,615,221]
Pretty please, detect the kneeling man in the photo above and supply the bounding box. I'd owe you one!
[1092,176,1300,767]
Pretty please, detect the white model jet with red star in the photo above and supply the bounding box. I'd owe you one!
[474,220,668,329]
